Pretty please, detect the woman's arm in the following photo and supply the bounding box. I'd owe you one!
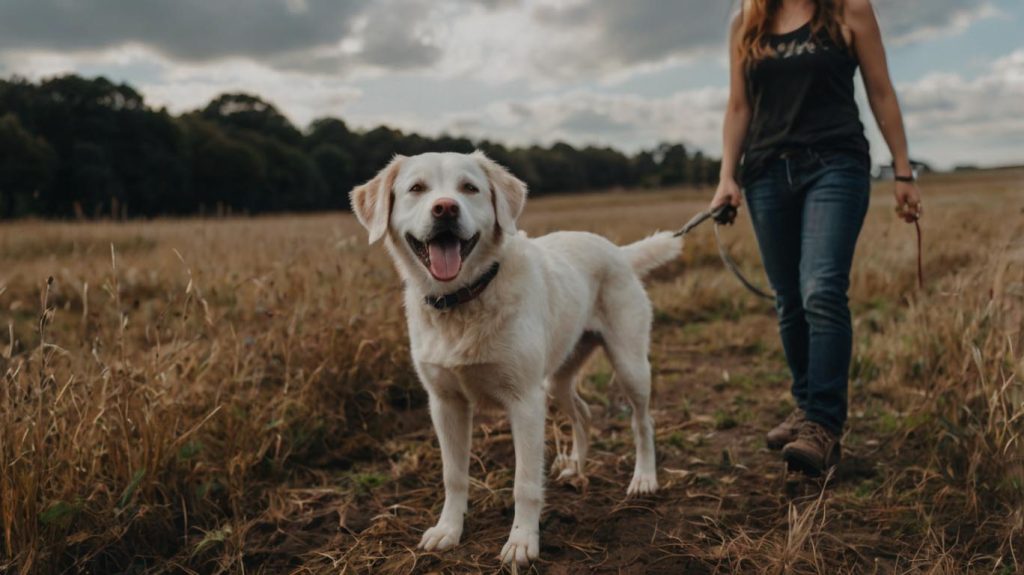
[847,0,923,222]
[712,14,752,209]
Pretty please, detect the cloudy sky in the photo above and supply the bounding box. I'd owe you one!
[1,0,1022,169]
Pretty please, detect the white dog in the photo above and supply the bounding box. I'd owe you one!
[350,151,681,565]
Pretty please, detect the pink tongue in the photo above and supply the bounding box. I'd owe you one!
[428,239,462,281]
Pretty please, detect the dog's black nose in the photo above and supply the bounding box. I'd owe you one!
[432,198,459,219]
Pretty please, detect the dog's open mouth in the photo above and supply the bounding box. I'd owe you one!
[406,231,480,282]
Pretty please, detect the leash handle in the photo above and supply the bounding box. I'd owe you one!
[673,204,740,238]
[712,204,738,226]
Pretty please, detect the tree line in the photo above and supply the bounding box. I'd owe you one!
[0,75,722,219]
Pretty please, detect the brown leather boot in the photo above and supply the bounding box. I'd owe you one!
[766,409,805,450]
[782,421,841,476]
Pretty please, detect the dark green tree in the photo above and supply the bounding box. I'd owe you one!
[0,113,55,218]
[0,74,725,218]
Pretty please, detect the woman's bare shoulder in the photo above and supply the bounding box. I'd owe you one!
[729,10,743,33]
[843,0,875,25]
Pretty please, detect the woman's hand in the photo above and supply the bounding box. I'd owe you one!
[711,178,743,210]
[894,180,922,223]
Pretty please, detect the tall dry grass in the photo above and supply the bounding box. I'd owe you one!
[1,217,418,572]
[0,169,1021,573]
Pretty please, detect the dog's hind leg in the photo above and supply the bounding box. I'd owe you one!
[605,336,659,495]
[600,287,659,496]
[550,334,598,486]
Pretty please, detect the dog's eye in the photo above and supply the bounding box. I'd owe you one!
[409,183,426,193]
[463,182,480,194]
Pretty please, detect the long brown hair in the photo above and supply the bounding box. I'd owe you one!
[737,0,846,63]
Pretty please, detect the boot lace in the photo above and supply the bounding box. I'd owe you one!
[784,409,805,427]
[797,422,836,446]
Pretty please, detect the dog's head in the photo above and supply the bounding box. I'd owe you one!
[350,151,527,285]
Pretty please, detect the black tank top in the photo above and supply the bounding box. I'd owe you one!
[741,22,870,184]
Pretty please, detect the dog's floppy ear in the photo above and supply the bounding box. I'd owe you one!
[473,150,528,236]
[350,155,405,244]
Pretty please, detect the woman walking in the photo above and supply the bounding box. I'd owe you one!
[711,0,922,475]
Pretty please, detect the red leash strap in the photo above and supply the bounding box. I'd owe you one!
[915,219,924,289]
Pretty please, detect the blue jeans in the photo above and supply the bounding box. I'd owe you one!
[744,150,870,434]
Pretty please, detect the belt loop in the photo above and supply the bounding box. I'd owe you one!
[784,157,793,187]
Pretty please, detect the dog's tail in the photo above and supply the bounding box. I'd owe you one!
[621,231,683,278]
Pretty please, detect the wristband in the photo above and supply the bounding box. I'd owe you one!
[894,174,916,183]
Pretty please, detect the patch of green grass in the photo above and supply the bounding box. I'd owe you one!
[747,340,768,358]
[730,377,759,396]
[731,395,757,409]
[38,499,83,528]
[613,403,631,421]
[681,321,706,336]
[667,432,687,450]
[196,480,223,499]
[854,478,881,499]
[876,411,902,435]
[118,469,145,509]
[773,399,797,419]
[192,526,232,557]
[753,368,789,387]
[714,409,739,430]
[348,471,389,494]
[177,441,204,462]
[851,351,884,382]
[593,434,627,451]
[653,309,678,326]
[588,369,613,392]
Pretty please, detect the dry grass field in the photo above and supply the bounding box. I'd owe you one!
[1,169,1022,574]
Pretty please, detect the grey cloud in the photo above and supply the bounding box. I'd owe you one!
[439,88,730,154]
[874,0,990,41]
[506,102,535,121]
[530,0,990,74]
[470,0,519,10]
[532,0,733,74]
[900,94,959,114]
[0,0,995,79]
[357,1,442,69]
[0,0,460,72]
[559,109,633,135]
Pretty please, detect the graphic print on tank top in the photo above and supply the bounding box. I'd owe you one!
[772,34,821,59]
[741,22,871,185]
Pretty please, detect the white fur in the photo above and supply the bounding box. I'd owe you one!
[350,151,682,566]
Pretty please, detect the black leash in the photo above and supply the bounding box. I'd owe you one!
[674,204,775,301]
[676,203,925,299]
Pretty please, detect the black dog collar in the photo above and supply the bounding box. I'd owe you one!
[424,263,500,310]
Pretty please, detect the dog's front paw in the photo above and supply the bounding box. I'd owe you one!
[500,527,539,566]
[627,472,659,496]
[419,522,462,552]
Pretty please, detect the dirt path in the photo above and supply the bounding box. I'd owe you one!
[327,308,892,574]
